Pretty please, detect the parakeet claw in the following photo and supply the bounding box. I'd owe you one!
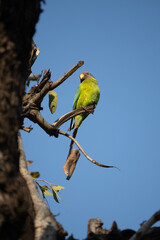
[81,105,94,114]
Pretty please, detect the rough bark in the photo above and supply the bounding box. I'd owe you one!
[0,1,41,239]
[19,133,68,240]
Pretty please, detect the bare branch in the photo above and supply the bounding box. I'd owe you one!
[22,61,84,121]
[29,40,40,69]
[23,101,118,169]
[51,60,84,89]
[27,109,59,137]
[21,126,33,132]
[26,74,41,86]
[18,133,67,240]
[59,130,118,169]
[52,104,95,129]
[34,61,84,104]
[27,40,40,78]
[129,210,160,240]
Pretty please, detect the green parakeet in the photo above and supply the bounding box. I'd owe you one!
[68,71,100,156]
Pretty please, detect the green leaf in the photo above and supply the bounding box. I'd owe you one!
[51,185,65,203]
[52,188,59,203]
[40,185,49,191]
[52,185,65,193]
[44,190,53,196]
[30,172,40,178]
[26,160,33,166]
[48,90,57,114]
[38,185,50,198]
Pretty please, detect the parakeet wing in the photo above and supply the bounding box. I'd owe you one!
[73,86,80,110]
[68,86,80,131]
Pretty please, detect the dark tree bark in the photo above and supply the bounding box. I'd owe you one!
[0,1,41,239]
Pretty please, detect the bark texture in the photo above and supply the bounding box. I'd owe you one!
[0,1,41,239]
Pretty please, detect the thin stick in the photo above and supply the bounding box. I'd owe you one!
[21,126,33,132]
[51,61,84,89]
[52,105,95,129]
[129,210,160,240]
[59,130,118,169]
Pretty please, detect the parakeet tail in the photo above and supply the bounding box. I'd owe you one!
[68,117,74,131]
[67,128,78,158]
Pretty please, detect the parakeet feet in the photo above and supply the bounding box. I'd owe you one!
[81,104,96,114]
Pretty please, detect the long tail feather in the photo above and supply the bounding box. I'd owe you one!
[67,128,78,158]
[67,117,74,131]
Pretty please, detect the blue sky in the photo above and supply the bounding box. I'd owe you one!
[22,1,160,239]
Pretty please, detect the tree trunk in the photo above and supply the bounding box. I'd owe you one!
[0,1,41,239]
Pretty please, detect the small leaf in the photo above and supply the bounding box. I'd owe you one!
[51,185,64,203]
[52,188,59,203]
[52,185,65,193]
[44,190,53,196]
[48,90,57,114]
[30,172,40,178]
[39,185,50,198]
[40,185,49,191]
[26,160,33,166]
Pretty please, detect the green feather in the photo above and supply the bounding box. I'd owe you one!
[73,86,80,110]
[73,77,100,128]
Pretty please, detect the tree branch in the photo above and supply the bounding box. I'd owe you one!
[59,130,118,169]
[27,109,59,137]
[18,133,68,240]
[52,104,95,129]
[22,61,84,120]
[129,210,160,240]
[23,104,95,137]
[26,73,42,86]
[51,60,84,89]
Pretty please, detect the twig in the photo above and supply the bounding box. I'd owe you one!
[52,104,95,129]
[29,40,40,69]
[129,210,160,240]
[21,126,33,132]
[26,74,41,86]
[34,61,84,103]
[22,61,84,119]
[51,61,84,89]
[27,40,40,79]
[59,130,118,169]
[24,105,95,138]
[27,109,59,137]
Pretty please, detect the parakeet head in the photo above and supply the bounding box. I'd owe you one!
[79,72,95,82]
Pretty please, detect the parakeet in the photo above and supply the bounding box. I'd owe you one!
[68,71,100,156]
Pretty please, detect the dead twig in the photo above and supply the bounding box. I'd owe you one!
[23,106,95,138]
[26,74,42,86]
[59,130,118,169]
[21,126,33,132]
[52,104,95,129]
[129,210,160,240]
[22,61,84,118]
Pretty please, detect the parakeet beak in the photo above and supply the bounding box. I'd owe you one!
[80,73,85,82]
[80,73,84,79]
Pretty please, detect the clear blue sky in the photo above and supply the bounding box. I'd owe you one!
[22,1,160,239]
